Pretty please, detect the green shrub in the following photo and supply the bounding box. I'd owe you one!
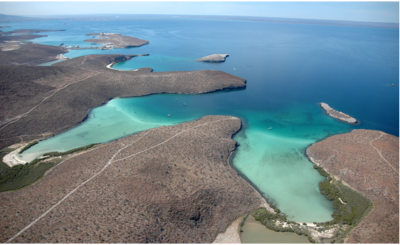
[43,144,97,157]
[313,165,330,177]
[19,141,38,154]
[0,160,57,192]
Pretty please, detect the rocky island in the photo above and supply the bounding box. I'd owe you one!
[307,129,399,243]
[320,102,358,124]
[197,54,229,63]
[84,32,149,48]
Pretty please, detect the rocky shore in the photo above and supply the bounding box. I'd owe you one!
[197,54,229,63]
[320,102,358,124]
[306,129,399,243]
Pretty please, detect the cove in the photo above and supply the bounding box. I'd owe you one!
[13,17,399,223]
[240,214,310,243]
[21,91,351,222]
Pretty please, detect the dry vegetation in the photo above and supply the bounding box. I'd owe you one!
[307,129,399,243]
[0,54,246,149]
[84,33,149,48]
[0,36,255,243]
[0,115,261,243]
[0,43,67,66]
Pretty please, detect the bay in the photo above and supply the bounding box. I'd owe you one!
[10,17,398,222]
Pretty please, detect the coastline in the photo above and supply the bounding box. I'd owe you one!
[237,168,275,214]
[2,145,28,167]
[213,216,242,243]
[227,123,276,214]
[306,130,398,243]
[1,23,395,243]
[0,116,262,242]
[308,154,374,242]
[0,53,247,150]
[106,62,139,71]
[212,121,275,244]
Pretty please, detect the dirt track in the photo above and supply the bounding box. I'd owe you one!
[307,129,399,243]
[1,115,260,243]
[0,54,247,149]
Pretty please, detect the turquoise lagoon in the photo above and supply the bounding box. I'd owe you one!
[13,17,399,222]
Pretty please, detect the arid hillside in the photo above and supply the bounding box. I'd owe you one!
[0,54,247,149]
[84,32,149,48]
[307,129,399,243]
[0,43,67,65]
[1,115,261,243]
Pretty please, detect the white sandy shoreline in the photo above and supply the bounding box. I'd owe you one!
[3,144,28,167]
[106,62,138,71]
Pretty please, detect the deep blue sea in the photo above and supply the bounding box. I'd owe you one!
[7,18,398,222]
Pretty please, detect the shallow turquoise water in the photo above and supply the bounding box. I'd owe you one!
[14,18,399,222]
[21,93,347,222]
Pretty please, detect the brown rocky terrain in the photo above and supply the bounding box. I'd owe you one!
[306,129,399,243]
[84,33,149,48]
[0,43,67,65]
[320,102,358,124]
[0,54,247,149]
[197,54,229,63]
[0,35,47,44]
[0,115,261,243]
[0,29,66,53]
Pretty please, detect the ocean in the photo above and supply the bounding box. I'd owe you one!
[8,17,398,222]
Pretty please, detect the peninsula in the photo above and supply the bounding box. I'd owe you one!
[320,102,358,124]
[307,129,399,243]
[84,32,149,48]
[197,54,229,63]
[0,115,263,243]
[0,29,65,35]
[0,29,66,52]
[0,36,261,242]
[0,54,247,150]
[0,43,67,64]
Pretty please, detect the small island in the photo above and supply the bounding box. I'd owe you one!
[197,54,229,63]
[84,32,149,48]
[320,102,358,124]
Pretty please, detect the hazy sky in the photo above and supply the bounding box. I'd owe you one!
[1,1,399,23]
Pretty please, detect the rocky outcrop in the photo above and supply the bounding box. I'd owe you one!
[320,102,358,124]
[197,54,229,63]
[306,129,399,243]
[84,33,149,48]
